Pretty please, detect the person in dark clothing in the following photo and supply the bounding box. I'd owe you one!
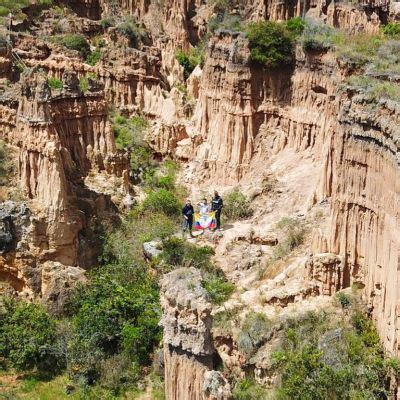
[182,199,194,237]
[211,191,223,230]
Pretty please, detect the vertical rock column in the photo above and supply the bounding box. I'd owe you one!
[160,268,231,400]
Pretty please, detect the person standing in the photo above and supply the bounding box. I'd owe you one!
[211,191,223,230]
[182,199,194,237]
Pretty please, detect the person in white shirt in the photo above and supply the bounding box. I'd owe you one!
[198,198,210,215]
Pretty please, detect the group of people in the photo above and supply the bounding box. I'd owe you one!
[182,191,223,237]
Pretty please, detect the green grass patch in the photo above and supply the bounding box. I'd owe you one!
[47,76,62,90]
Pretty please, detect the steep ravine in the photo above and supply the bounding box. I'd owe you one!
[0,0,399,398]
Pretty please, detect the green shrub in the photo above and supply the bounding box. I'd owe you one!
[382,22,400,37]
[78,75,89,93]
[160,237,215,270]
[246,21,294,67]
[67,263,161,382]
[285,16,306,37]
[86,48,102,66]
[236,312,272,356]
[57,34,90,58]
[101,211,176,265]
[100,16,115,29]
[223,190,253,221]
[116,16,142,47]
[47,76,63,90]
[232,379,270,400]
[202,273,234,304]
[0,298,62,372]
[347,75,400,102]
[336,292,351,309]
[142,189,181,217]
[112,114,148,150]
[301,21,338,52]
[98,354,140,394]
[159,237,232,303]
[334,33,382,66]
[176,47,204,79]
[0,140,15,186]
[272,311,392,399]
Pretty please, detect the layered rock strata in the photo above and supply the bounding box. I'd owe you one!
[0,70,128,305]
[161,268,231,400]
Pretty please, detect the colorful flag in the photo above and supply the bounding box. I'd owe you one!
[194,211,216,230]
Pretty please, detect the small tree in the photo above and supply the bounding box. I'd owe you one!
[0,298,62,372]
[246,21,294,67]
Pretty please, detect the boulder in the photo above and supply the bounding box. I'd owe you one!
[143,240,162,260]
[203,370,232,400]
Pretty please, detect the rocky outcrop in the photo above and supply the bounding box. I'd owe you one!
[0,70,127,307]
[161,268,231,400]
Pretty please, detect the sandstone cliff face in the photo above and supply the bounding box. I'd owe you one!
[161,268,231,400]
[183,31,400,360]
[0,70,127,306]
[315,93,400,354]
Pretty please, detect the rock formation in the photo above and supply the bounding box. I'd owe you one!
[161,268,231,400]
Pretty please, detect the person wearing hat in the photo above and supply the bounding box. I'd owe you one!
[182,199,194,237]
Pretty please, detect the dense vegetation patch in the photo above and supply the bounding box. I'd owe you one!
[176,47,204,79]
[223,190,253,221]
[54,34,90,58]
[116,16,143,47]
[0,140,15,186]
[0,298,61,372]
[246,21,294,67]
[273,310,399,399]
[0,0,53,18]
[47,76,63,90]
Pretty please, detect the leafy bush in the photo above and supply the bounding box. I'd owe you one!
[236,312,272,356]
[67,263,161,383]
[285,16,306,37]
[336,292,351,309]
[0,298,62,372]
[301,20,337,52]
[79,75,89,93]
[98,355,140,394]
[112,114,148,150]
[246,21,294,67]
[202,273,234,304]
[232,379,270,400]
[334,33,382,66]
[86,48,102,66]
[47,76,63,90]
[223,190,253,221]
[159,237,233,303]
[101,211,176,265]
[57,34,90,58]
[116,16,142,47]
[0,140,15,186]
[272,311,395,399]
[382,22,400,37]
[176,47,204,79]
[142,189,181,217]
[100,16,115,29]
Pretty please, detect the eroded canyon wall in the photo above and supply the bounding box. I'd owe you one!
[0,69,128,307]
[184,31,400,358]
